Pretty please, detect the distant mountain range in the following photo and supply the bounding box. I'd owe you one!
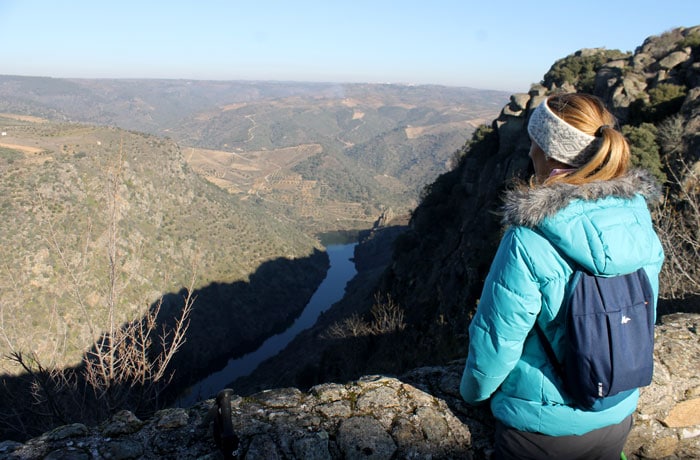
[0,76,510,233]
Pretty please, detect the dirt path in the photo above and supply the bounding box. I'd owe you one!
[0,142,45,154]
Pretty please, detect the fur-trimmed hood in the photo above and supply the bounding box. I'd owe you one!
[501,169,662,228]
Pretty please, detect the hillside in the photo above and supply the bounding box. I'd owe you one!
[0,115,335,438]
[234,26,700,397]
[0,78,509,232]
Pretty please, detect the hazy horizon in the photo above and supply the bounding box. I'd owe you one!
[0,1,698,92]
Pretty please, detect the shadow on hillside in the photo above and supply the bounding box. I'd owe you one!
[229,223,464,397]
[0,249,329,442]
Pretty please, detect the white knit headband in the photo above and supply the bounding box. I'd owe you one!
[527,98,596,167]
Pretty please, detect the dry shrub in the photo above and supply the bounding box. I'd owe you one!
[325,294,406,339]
[656,159,700,299]
[2,286,194,439]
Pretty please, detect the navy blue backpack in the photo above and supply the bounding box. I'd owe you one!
[535,267,656,411]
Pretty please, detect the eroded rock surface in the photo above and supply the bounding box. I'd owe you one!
[2,313,698,459]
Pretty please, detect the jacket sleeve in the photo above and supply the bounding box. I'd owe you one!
[460,227,543,405]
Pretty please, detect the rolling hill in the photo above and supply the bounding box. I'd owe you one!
[0,113,328,375]
[0,77,510,232]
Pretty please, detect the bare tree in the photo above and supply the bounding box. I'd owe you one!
[656,158,700,299]
[81,278,196,414]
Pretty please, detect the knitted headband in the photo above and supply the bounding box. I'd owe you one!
[527,98,596,167]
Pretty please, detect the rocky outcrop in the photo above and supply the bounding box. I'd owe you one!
[2,313,698,459]
[0,376,473,459]
[629,313,700,459]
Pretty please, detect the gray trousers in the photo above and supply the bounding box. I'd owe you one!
[493,415,633,460]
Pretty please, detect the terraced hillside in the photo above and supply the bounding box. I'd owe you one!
[0,77,509,232]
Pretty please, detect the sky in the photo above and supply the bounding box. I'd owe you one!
[0,0,698,92]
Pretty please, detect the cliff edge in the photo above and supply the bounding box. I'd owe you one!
[2,313,698,459]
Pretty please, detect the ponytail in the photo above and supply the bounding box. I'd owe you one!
[543,94,630,186]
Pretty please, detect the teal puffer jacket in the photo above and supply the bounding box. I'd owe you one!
[460,170,665,436]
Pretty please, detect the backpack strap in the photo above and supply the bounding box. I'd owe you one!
[529,227,577,383]
[534,321,565,379]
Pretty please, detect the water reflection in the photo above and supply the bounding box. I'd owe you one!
[179,243,357,405]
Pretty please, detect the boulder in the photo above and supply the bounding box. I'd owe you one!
[658,50,691,70]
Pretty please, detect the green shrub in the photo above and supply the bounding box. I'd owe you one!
[648,83,687,121]
[629,83,687,124]
[623,123,666,183]
[543,50,630,93]
[649,83,687,106]
[678,31,700,50]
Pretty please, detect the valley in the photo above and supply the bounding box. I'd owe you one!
[0,77,508,440]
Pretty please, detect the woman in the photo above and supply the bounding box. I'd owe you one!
[460,93,664,459]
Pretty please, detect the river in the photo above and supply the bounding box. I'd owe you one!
[178,243,358,406]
